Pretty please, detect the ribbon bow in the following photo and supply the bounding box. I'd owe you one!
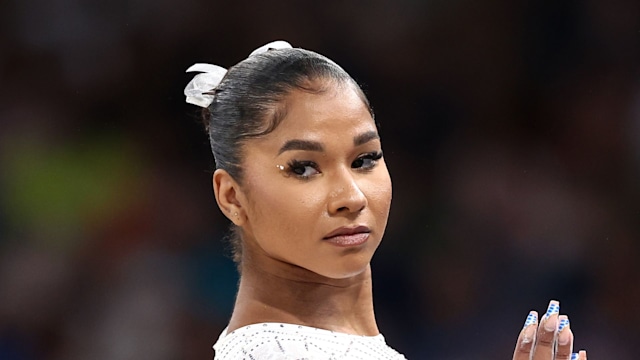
[184,40,292,108]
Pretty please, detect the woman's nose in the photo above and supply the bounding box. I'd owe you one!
[327,170,367,215]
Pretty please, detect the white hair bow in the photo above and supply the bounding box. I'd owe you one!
[184,40,293,108]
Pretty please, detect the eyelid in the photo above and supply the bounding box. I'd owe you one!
[285,159,320,180]
[282,150,383,179]
[363,150,383,158]
[352,150,383,170]
[357,150,383,161]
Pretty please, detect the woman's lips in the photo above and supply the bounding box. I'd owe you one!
[323,226,370,247]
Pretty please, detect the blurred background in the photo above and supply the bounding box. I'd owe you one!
[1,0,639,359]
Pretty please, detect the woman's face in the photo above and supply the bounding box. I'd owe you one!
[235,80,392,279]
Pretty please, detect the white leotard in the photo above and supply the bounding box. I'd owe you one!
[213,322,407,359]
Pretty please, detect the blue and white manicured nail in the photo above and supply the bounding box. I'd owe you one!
[557,315,571,345]
[523,311,538,328]
[522,311,538,343]
[571,353,579,360]
[543,300,560,332]
[558,316,570,332]
[544,300,560,319]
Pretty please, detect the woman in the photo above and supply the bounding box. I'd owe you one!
[184,41,588,360]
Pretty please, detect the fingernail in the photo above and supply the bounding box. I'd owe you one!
[543,300,560,332]
[522,311,538,343]
[579,350,587,359]
[558,315,571,345]
[558,315,570,332]
[571,353,579,360]
[523,311,538,329]
[544,300,560,318]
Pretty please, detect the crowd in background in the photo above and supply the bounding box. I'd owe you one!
[1,0,639,358]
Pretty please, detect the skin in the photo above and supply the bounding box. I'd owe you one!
[213,79,391,336]
[211,77,587,358]
[513,301,588,360]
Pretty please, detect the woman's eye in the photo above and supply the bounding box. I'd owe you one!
[352,151,383,170]
[286,160,320,179]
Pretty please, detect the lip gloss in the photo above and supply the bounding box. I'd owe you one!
[324,232,369,247]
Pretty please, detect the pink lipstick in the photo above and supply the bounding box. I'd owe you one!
[323,226,370,247]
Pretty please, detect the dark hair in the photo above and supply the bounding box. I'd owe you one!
[202,47,373,264]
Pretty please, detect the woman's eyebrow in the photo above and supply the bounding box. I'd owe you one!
[353,131,380,146]
[278,131,380,155]
[278,139,324,154]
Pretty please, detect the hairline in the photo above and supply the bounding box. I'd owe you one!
[245,78,372,141]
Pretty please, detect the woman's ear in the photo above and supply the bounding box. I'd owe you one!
[212,169,246,226]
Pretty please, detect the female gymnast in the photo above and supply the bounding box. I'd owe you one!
[184,40,588,360]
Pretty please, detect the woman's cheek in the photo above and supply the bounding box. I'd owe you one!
[368,176,392,206]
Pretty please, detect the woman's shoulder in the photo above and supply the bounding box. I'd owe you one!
[213,322,407,360]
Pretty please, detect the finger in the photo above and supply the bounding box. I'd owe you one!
[554,315,573,360]
[512,311,538,360]
[578,350,587,360]
[532,300,560,360]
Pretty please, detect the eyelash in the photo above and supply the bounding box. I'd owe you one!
[285,151,383,180]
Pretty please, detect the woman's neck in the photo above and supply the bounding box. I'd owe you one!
[226,253,379,336]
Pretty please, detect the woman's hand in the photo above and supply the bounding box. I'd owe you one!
[512,300,587,360]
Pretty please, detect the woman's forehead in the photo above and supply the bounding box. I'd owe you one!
[276,84,374,134]
[244,92,378,158]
